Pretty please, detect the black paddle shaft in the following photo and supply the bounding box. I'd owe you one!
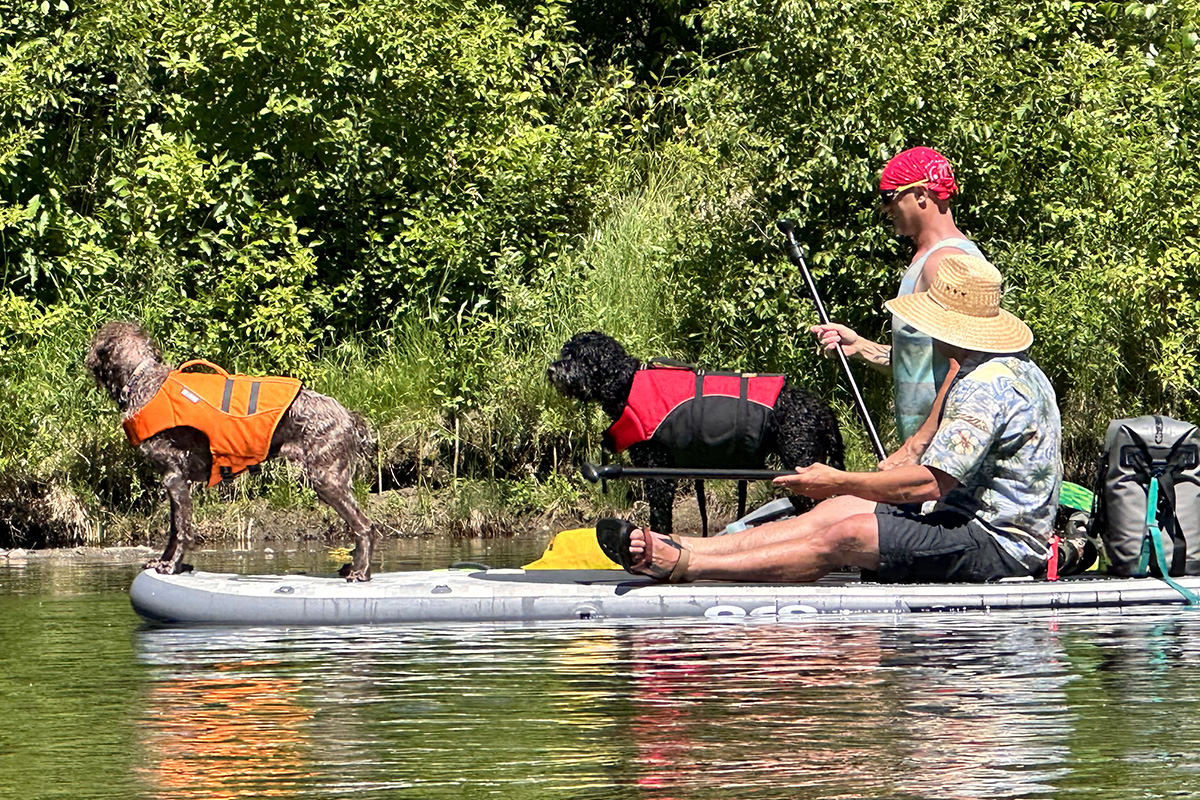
[580,463,793,483]
[776,219,888,462]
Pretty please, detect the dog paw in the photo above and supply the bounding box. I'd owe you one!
[144,558,194,575]
[338,562,372,582]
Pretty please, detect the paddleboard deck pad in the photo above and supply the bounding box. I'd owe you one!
[130,567,1200,626]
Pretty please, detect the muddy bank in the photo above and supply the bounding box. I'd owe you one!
[2,482,748,556]
[0,545,157,564]
[1,484,747,553]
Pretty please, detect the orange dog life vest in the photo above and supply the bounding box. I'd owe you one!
[123,359,303,486]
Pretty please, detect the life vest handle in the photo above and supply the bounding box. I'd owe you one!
[644,358,695,371]
[176,358,232,377]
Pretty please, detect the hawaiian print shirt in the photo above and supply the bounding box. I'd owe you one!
[919,352,1062,570]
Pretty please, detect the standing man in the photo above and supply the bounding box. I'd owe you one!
[812,147,986,459]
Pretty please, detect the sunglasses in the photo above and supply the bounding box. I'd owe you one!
[879,180,928,206]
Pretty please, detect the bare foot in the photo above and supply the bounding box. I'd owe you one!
[628,528,687,581]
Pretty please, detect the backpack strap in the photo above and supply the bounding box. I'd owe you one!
[1143,474,1200,606]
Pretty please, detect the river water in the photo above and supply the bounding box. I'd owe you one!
[3,538,1200,800]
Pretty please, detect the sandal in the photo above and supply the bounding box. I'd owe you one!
[595,518,691,583]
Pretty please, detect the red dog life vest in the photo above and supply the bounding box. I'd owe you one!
[603,364,786,468]
[123,360,302,486]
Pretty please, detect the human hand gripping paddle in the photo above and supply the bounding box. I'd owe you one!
[776,219,888,463]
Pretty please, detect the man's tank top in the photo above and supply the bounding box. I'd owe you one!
[891,237,985,442]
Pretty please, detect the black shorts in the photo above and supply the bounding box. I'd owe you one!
[871,503,1032,584]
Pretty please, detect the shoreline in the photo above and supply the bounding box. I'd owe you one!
[0,487,743,555]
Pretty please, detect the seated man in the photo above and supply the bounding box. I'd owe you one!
[599,254,1062,584]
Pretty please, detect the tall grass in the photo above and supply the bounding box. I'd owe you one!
[3,159,788,545]
[12,0,1196,547]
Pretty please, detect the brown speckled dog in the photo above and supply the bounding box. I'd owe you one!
[86,321,378,580]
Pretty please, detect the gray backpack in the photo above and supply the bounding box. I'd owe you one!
[1093,415,1200,578]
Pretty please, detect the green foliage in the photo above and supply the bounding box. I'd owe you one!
[0,0,635,354]
[657,0,1200,473]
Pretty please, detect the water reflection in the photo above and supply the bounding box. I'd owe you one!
[139,663,317,799]
[622,622,894,798]
[128,611,1200,800]
[8,550,1200,800]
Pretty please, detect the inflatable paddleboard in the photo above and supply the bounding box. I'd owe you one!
[129,567,1200,626]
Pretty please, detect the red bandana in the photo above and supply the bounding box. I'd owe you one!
[880,146,958,200]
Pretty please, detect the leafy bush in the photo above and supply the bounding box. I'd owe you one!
[668,0,1200,474]
[5,0,1200,543]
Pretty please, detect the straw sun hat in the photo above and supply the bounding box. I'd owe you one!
[884,255,1033,354]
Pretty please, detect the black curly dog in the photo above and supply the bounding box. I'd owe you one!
[547,331,844,534]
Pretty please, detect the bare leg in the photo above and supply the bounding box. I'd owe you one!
[674,494,878,556]
[628,503,882,583]
[146,472,194,574]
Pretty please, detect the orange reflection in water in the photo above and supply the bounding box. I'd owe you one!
[138,660,318,800]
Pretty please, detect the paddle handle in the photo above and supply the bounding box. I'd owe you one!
[581,463,793,483]
[776,219,888,462]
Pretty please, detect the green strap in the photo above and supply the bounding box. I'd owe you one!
[1137,495,1151,577]
[1059,480,1094,513]
[1143,476,1200,606]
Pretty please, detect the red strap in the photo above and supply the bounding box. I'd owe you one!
[1046,535,1060,582]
